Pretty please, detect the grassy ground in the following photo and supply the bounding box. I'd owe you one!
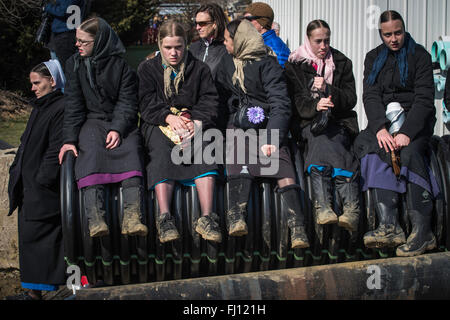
[0,114,29,147]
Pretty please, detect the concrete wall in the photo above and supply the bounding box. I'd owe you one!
[0,149,19,269]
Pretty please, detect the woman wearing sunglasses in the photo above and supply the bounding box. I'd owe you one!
[58,17,148,238]
[189,3,228,79]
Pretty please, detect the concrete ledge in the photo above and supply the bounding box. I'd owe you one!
[75,251,450,300]
[0,150,19,269]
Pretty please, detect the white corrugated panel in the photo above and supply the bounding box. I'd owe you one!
[258,0,450,136]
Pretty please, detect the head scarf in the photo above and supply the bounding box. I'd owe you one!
[43,59,66,90]
[288,33,335,85]
[232,19,272,93]
[366,32,416,87]
[158,33,188,99]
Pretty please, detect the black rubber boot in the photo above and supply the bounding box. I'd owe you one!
[121,177,148,237]
[310,166,338,225]
[335,175,361,232]
[195,212,222,242]
[226,175,253,236]
[363,188,406,248]
[396,184,436,257]
[84,185,109,237]
[278,184,310,249]
[156,212,180,243]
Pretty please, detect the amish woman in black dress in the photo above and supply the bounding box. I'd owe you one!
[215,19,309,249]
[138,20,222,243]
[58,17,148,238]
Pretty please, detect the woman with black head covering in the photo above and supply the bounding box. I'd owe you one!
[7,60,66,300]
[59,17,148,238]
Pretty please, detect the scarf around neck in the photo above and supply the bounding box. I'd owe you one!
[232,19,271,93]
[366,32,416,87]
[288,34,335,85]
[158,38,188,99]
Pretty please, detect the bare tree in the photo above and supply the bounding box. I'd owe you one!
[0,0,42,27]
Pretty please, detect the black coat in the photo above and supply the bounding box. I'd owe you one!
[284,48,359,139]
[445,73,450,111]
[215,53,292,144]
[63,54,139,144]
[138,51,219,131]
[8,90,64,219]
[363,43,436,140]
[189,39,228,79]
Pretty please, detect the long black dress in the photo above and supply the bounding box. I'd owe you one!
[8,90,66,288]
[137,51,220,188]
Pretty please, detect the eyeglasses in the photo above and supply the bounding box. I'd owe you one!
[75,38,94,46]
[195,20,213,27]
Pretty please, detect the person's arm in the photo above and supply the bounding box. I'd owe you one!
[327,58,357,114]
[44,0,72,17]
[36,106,64,187]
[362,50,389,135]
[63,57,86,145]
[285,61,320,120]
[137,61,171,126]
[397,50,435,140]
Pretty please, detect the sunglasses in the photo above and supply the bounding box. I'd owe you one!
[195,20,213,27]
[244,15,266,21]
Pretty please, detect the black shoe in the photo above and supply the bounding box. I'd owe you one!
[195,212,222,242]
[396,184,436,257]
[226,176,252,236]
[335,175,361,232]
[310,167,338,225]
[122,185,148,236]
[363,188,405,248]
[84,185,109,237]
[156,212,180,243]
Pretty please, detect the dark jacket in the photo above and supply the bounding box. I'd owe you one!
[63,18,139,144]
[138,51,219,131]
[363,43,436,140]
[45,0,84,34]
[189,39,228,79]
[445,74,450,111]
[285,48,358,140]
[8,90,64,220]
[215,53,292,144]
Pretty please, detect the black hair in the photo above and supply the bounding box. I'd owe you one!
[30,62,51,78]
[226,19,243,39]
[306,19,331,38]
[379,10,406,31]
[194,3,228,42]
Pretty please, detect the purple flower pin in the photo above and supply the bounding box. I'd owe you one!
[247,106,265,124]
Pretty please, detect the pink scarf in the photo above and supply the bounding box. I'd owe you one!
[288,34,335,85]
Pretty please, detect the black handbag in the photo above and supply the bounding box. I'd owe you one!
[310,67,332,136]
[233,86,268,130]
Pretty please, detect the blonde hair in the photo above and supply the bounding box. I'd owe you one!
[158,19,187,46]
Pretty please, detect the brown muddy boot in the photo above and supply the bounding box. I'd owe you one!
[363,188,406,248]
[121,181,148,236]
[310,166,338,225]
[84,185,109,237]
[156,212,180,243]
[226,175,252,237]
[278,184,310,249]
[335,175,361,232]
[396,184,436,257]
[195,212,222,242]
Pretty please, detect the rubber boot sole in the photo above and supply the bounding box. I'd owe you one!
[363,233,406,248]
[228,220,248,237]
[395,236,437,257]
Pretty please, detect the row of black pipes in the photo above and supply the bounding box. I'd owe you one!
[60,136,450,286]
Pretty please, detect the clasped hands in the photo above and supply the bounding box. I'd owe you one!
[376,128,410,153]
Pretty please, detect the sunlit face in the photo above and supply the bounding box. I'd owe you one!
[30,72,55,98]
[224,29,234,55]
[308,27,331,59]
[161,36,185,66]
[195,12,216,39]
[380,19,405,52]
[75,29,95,57]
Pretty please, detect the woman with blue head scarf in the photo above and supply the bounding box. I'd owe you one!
[6,60,67,299]
[354,10,438,257]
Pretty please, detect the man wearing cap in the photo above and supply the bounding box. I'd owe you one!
[244,2,290,68]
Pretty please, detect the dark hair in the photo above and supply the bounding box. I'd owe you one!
[226,19,243,39]
[306,19,331,38]
[379,10,406,31]
[79,17,99,37]
[31,63,51,78]
[194,3,228,41]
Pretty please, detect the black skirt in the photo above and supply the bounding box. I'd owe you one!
[225,125,296,179]
[301,123,359,173]
[143,124,219,188]
[74,119,144,181]
[18,207,65,286]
